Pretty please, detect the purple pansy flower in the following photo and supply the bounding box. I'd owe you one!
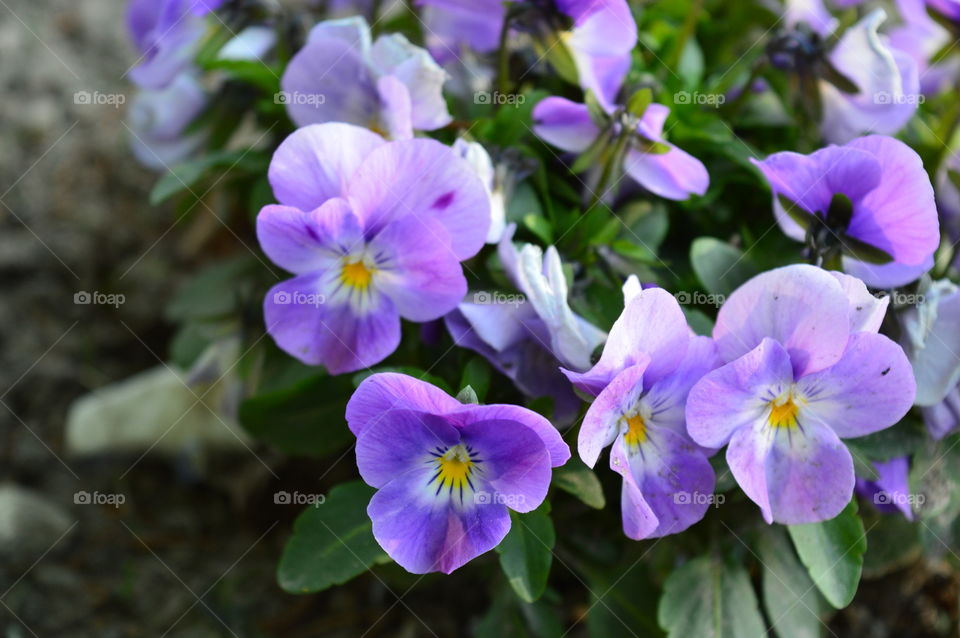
[686,265,916,524]
[928,0,960,20]
[753,135,939,288]
[258,123,490,374]
[445,224,606,423]
[346,373,569,574]
[126,0,208,90]
[280,17,451,138]
[128,72,207,170]
[855,456,915,520]
[561,286,720,539]
[533,97,709,201]
[890,0,960,96]
[416,0,636,110]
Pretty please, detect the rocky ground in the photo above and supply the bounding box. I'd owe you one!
[0,1,957,637]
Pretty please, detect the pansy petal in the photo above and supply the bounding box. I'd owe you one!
[355,409,461,488]
[686,338,795,449]
[264,275,399,374]
[369,216,466,321]
[564,287,688,396]
[579,362,649,468]
[797,332,915,438]
[844,135,939,265]
[257,199,361,274]
[623,144,709,201]
[842,256,933,289]
[280,37,381,129]
[611,431,715,538]
[713,264,852,376]
[727,414,855,524]
[459,419,553,513]
[368,473,510,574]
[376,75,414,141]
[609,437,659,540]
[448,403,570,467]
[643,336,720,440]
[346,372,462,436]
[347,138,490,260]
[862,456,914,519]
[531,97,600,153]
[370,33,452,131]
[268,123,385,211]
[828,271,887,334]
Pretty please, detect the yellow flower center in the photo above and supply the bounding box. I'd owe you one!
[768,395,800,429]
[623,414,648,448]
[341,259,374,289]
[430,444,479,502]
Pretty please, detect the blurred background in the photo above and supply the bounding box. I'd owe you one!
[1,1,958,637]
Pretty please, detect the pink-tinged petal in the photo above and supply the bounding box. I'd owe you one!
[579,363,648,468]
[609,438,659,540]
[713,264,852,376]
[268,123,385,211]
[686,338,795,449]
[346,372,462,436]
[355,409,461,488]
[346,138,490,260]
[623,144,709,201]
[264,275,400,374]
[459,418,553,513]
[563,287,689,396]
[447,403,570,467]
[611,431,715,539]
[368,216,467,322]
[376,76,414,140]
[256,199,361,275]
[368,473,510,574]
[828,271,888,334]
[280,37,381,129]
[531,97,600,153]
[643,336,721,442]
[728,415,855,524]
[844,135,939,266]
[796,332,915,438]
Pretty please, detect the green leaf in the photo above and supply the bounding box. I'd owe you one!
[759,529,827,638]
[839,234,894,265]
[496,503,555,603]
[690,237,759,296]
[149,150,269,206]
[524,213,554,244]
[165,256,260,322]
[658,555,766,638]
[788,500,867,608]
[239,374,356,457]
[202,58,281,94]
[277,481,389,593]
[626,88,654,118]
[553,458,605,509]
[585,561,663,638]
